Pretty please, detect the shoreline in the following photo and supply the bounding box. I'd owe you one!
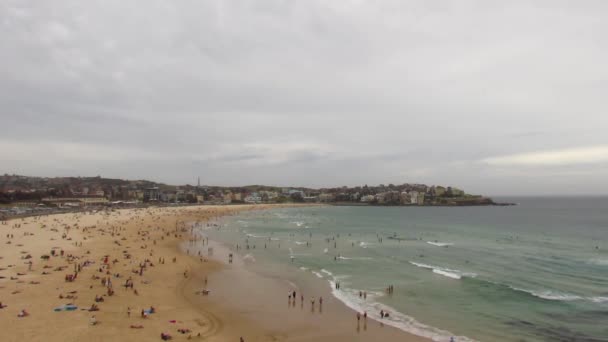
[0,204,432,342]
[185,212,435,342]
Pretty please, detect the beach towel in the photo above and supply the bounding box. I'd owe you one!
[54,304,78,311]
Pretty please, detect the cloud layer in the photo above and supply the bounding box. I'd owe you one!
[1,1,608,195]
[482,146,608,166]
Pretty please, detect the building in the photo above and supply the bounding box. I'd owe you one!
[303,196,318,202]
[42,197,108,207]
[318,193,335,202]
[360,195,375,203]
[409,191,419,204]
[143,187,160,202]
[223,193,232,204]
[417,192,425,205]
[399,192,410,205]
[244,195,261,203]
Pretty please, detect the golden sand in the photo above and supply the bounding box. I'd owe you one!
[0,205,428,342]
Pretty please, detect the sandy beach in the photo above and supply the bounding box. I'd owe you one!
[0,204,429,342]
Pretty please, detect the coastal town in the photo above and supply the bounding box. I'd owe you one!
[0,174,498,217]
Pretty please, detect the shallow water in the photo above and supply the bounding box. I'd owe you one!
[200,197,608,341]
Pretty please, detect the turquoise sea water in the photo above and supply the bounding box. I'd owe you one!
[202,198,608,341]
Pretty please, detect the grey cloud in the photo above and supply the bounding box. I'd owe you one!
[1,0,608,195]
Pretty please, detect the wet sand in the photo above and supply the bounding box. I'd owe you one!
[0,204,430,342]
[190,240,430,342]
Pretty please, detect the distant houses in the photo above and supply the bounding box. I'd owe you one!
[0,174,494,208]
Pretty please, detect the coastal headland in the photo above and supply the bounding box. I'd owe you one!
[0,175,509,220]
[0,204,429,342]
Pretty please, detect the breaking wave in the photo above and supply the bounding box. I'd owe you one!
[409,261,477,280]
[338,256,373,261]
[426,241,454,247]
[326,275,476,341]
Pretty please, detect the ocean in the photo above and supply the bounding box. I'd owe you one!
[198,197,608,341]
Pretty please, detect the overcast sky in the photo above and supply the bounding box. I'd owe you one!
[2,1,608,195]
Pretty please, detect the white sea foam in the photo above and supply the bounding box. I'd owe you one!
[587,258,608,266]
[359,242,371,248]
[321,269,333,276]
[508,286,590,302]
[246,233,267,239]
[410,261,476,280]
[432,269,461,279]
[488,282,608,304]
[327,277,477,342]
[242,254,256,263]
[338,256,373,261]
[426,241,454,247]
[410,261,434,270]
[312,271,324,278]
[590,296,608,303]
[299,267,309,271]
[510,287,582,301]
[294,241,307,245]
